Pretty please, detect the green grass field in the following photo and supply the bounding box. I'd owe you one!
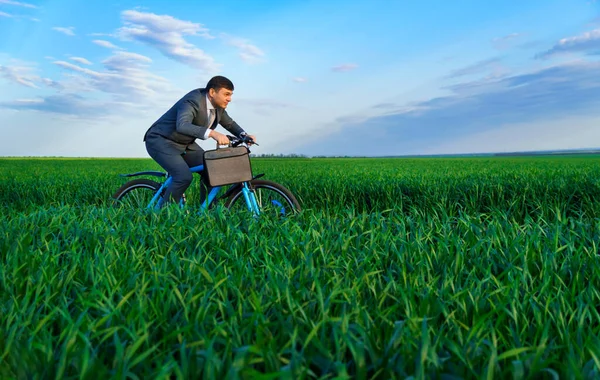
[2,155,600,379]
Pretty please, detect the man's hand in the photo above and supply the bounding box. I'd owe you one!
[209,130,230,146]
[247,135,257,145]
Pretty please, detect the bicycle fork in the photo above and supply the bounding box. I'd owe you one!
[241,182,261,216]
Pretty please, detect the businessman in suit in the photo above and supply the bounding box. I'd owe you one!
[143,75,256,207]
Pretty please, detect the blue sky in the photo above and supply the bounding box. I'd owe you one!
[0,0,599,157]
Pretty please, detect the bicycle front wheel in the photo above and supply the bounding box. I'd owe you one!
[224,179,301,217]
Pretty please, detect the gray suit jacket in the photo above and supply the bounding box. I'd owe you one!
[143,88,245,152]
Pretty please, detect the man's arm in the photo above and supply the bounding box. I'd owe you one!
[175,96,210,139]
[219,109,245,137]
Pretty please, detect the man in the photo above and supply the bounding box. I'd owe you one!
[143,75,256,207]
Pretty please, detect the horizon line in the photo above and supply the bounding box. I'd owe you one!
[2,147,600,159]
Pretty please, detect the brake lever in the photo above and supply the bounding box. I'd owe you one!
[241,135,258,146]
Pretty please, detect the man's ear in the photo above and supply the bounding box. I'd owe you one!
[208,88,215,97]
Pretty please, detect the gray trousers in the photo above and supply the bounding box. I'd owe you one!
[145,133,211,206]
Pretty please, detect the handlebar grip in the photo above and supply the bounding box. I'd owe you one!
[227,134,258,146]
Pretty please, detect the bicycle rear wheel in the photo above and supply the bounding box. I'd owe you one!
[112,178,163,209]
[224,179,301,217]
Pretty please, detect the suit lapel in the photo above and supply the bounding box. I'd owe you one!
[194,88,209,129]
[215,108,221,127]
[199,88,208,116]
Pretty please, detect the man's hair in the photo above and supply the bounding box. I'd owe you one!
[206,76,234,92]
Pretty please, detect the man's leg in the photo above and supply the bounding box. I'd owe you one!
[181,147,213,205]
[146,143,194,206]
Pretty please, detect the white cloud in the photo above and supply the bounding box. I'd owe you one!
[53,61,97,77]
[102,51,152,71]
[70,57,92,65]
[92,40,121,49]
[120,9,213,38]
[293,77,307,83]
[0,0,37,8]
[1,52,179,119]
[221,34,265,64]
[331,63,358,72]
[0,94,116,117]
[53,26,75,36]
[537,28,600,58]
[11,98,43,103]
[0,10,39,21]
[0,63,64,90]
[116,9,219,72]
[89,32,115,37]
[39,77,63,89]
[53,52,171,100]
[0,64,38,87]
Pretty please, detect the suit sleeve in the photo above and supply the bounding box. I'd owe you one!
[175,96,209,139]
[219,109,246,137]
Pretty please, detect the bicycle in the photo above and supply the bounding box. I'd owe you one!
[111,135,301,217]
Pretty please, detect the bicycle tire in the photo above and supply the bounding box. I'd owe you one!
[223,179,301,216]
[112,178,165,208]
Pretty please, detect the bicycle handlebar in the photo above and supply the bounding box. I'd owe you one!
[226,133,258,147]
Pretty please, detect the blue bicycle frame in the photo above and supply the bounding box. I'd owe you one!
[147,164,261,215]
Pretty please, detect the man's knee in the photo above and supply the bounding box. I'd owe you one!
[172,170,193,186]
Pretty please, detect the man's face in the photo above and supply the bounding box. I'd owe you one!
[209,87,233,109]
